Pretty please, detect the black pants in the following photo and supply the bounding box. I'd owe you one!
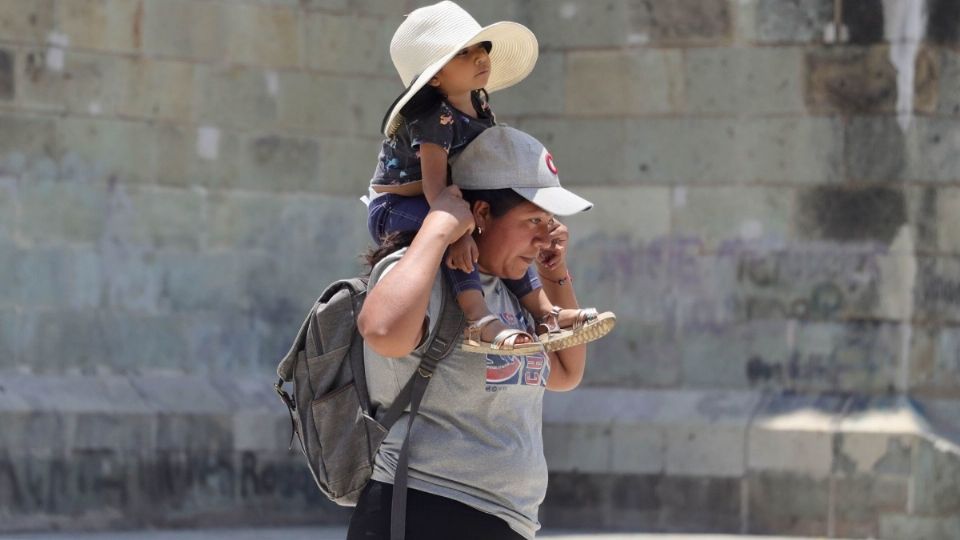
[346,480,524,540]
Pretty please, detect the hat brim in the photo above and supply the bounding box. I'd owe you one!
[382,21,538,137]
[512,186,594,217]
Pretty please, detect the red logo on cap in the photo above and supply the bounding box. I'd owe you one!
[545,152,558,175]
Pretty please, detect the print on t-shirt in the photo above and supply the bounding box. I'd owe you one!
[485,311,550,390]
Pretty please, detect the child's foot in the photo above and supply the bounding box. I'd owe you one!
[537,307,617,352]
[462,314,543,355]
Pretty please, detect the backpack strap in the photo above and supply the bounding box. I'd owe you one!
[384,279,464,540]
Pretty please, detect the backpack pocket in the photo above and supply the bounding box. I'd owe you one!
[311,382,388,505]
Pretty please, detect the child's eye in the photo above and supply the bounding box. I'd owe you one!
[530,218,542,225]
[457,48,468,56]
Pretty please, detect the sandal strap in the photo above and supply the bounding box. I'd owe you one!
[573,308,599,330]
[491,328,537,350]
[470,314,502,330]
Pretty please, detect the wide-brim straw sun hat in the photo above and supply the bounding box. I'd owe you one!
[381,1,539,137]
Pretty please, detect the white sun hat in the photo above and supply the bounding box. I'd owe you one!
[451,126,593,216]
[380,1,539,137]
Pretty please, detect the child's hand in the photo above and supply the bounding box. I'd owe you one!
[537,219,569,271]
[446,233,478,274]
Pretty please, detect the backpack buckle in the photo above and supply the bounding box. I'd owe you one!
[417,367,433,379]
[274,378,295,411]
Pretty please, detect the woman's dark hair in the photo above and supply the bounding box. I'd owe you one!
[461,188,527,218]
[363,230,418,274]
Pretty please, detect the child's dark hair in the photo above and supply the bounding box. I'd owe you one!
[381,42,494,135]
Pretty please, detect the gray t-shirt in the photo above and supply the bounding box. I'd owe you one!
[364,249,550,539]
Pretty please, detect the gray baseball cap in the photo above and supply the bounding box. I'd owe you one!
[450,126,593,216]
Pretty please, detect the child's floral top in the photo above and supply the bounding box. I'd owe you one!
[370,94,495,188]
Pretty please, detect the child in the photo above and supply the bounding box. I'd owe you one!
[367,1,613,354]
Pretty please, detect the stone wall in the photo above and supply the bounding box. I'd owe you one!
[1,0,959,538]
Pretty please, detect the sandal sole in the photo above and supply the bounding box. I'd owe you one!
[461,342,545,355]
[538,312,617,352]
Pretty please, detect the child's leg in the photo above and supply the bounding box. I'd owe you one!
[366,194,430,245]
[503,267,553,321]
[443,263,535,346]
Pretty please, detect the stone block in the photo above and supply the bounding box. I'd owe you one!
[0,242,19,307]
[665,424,745,477]
[927,0,960,46]
[912,437,960,514]
[753,0,832,43]
[880,514,960,540]
[316,135,379,195]
[0,309,16,363]
[672,187,792,250]
[156,251,258,313]
[18,179,107,245]
[0,0,55,45]
[155,414,232,451]
[17,247,98,310]
[565,49,683,116]
[196,65,280,130]
[746,471,829,536]
[233,412,290,452]
[226,4,301,69]
[805,46,938,114]
[627,0,731,44]
[686,47,804,114]
[682,321,792,389]
[349,75,405,137]
[787,321,903,394]
[0,113,59,180]
[275,71,357,134]
[304,12,393,75]
[179,314,264,374]
[845,116,960,184]
[0,412,71,452]
[444,0,529,25]
[0,374,150,413]
[540,472,658,530]
[115,57,196,122]
[579,321,681,388]
[73,413,156,451]
[624,117,844,185]
[100,185,203,250]
[656,476,742,533]
[0,48,12,100]
[917,256,960,323]
[57,116,159,184]
[542,423,614,473]
[17,49,123,115]
[28,310,110,372]
[833,474,909,538]
[748,394,844,476]
[512,118,628,186]
[833,432,913,476]
[98,314,189,373]
[491,51,563,118]
[937,49,960,116]
[527,0,632,49]
[207,190,286,250]
[54,0,143,53]
[154,124,241,188]
[233,134,320,193]
[795,185,906,245]
[570,187,670,241]
[0,178,14,242]
[142,0,228,60]
[930,188,960,255]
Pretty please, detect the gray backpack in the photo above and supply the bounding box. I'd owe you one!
[274,251,464,538]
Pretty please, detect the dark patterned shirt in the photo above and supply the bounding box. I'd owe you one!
[370,96,495,188]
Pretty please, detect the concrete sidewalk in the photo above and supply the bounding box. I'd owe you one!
[0,526,843,540]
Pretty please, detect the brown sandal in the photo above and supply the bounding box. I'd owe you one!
[462,314,544,355]
[537,307,617,352]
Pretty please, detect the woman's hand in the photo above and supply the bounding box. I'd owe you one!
[537,219,569,274]
[427,185,475,245]
[447,234,479,273]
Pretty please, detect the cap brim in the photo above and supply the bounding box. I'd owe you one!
[382,21,538,137]
[512,186,593,216]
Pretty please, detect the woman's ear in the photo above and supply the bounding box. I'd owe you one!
[472,200,491,231]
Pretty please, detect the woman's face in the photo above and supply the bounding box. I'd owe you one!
[474,200,554,279]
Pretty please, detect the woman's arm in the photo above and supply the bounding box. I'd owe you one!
[357,186,474,358]
[539,221,588,391]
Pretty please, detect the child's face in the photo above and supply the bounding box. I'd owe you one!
[430,43,490,96]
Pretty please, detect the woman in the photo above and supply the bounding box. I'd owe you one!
[351,127,602,540]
